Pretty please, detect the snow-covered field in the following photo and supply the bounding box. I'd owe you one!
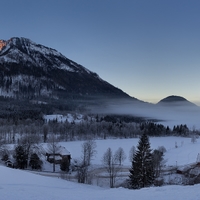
[59,136,200,167]
[1,136,200,200]
[1,164,200,200]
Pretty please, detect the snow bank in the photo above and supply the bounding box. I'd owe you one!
[1,165,200,200]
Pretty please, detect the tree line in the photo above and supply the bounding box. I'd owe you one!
[0,115,198,145]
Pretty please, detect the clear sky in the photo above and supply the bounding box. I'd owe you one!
[1,0,200,105]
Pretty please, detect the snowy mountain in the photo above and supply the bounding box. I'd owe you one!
[0,37,132,100]
[1,37,198,121]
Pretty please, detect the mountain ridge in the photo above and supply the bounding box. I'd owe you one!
[0,37,135,101]
[0,37,198,120]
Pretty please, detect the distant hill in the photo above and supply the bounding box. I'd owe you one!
[157,95,198,108]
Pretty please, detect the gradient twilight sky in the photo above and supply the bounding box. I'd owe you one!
[1,0,200,105]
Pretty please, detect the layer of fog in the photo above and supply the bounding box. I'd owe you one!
[91,99,200,129]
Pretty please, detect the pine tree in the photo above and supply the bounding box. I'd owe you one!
[14,145,27,169]
[29,153,42,170]
[129,133,154,189]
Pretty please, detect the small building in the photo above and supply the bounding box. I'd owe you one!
[45,146,71,165]
[5,160,14,168]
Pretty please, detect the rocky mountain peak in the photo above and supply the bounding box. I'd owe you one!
[0,37,131,101]
[0,40,7,50]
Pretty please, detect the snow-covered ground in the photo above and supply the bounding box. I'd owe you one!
[3,136,199,172]
[27,136,200,174]
[36,136,200,188]
[59,136,200,168]
[1,164,200,200]
[1,136,200,199]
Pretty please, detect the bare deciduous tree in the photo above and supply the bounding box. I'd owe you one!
[191,134,197,144]
[75,139,97,184]
[102,147,121,188]
[157,146,166,153]
[152,148,166,178]
[114,147,126,165]
[129,145,135,162]
[46,133,61,172]
[75,159,88,184]
[81,139,97,166]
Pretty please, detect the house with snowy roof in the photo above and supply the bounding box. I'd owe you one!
[45,146,71,165]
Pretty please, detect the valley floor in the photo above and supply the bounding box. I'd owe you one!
[1,136,200,200]
[23,136,200,188]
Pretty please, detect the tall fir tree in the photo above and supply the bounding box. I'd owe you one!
[14,145,27,169]
[129,133,154,189]
[29,153,42,170]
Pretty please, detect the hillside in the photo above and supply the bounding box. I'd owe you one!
[157,95,198,108]
[0,38,198,121]
[0,37,142,118]
[1,165,200,200]
[0,37,132,100]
